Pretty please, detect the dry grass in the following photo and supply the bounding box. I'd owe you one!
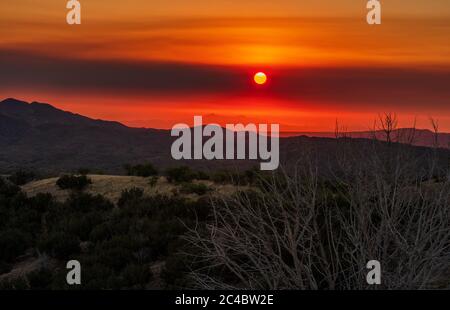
[22,174,239,204]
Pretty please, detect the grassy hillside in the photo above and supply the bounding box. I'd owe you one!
[22,175,239,204]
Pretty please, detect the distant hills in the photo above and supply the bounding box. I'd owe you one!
[0,98,448,174]
[281,129,450,149]
[0,98,173,173]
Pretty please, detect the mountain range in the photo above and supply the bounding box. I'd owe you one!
[0,98,448,174]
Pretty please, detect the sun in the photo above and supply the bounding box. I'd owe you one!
[254,72,267,85]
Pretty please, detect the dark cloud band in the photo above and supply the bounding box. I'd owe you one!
[1,49,449,110]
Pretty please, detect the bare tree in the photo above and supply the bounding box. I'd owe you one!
[334,119,349,139]
[429,117,440,149]
[405,117,417,146]
[185,144,450,290]
[378,113,398,144]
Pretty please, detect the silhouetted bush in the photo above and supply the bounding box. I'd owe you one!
[0,177,21,198]
[38,232,80,259]
[56,175,92,191]
[77,168,91,175]
[66,192,114,213]
[27,267,53,289]
[180,182,211,195]
[120,264,152,288]
[0,276,28,290]
[118,187,144,208]
[0,261,12,274]
[0,229,31,262]
[7,170,36,186]
[166,166,196,183]
[148,176,158,187]
[196,171,210,180]
[124,163,158,177]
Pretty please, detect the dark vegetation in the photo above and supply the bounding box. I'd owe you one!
[0,163,266,289]
[185,141,450,289]
[7,170,36,186]
[0,172,213,289]
[124,163,158,177]
[56,175,92,191]
[0,144,449,290]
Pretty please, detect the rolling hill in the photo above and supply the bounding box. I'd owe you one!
[0,98,448,174]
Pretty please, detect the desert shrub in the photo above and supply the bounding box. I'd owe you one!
[66,192,113,213]
[180,182,211,195]
[0,261,12,274]
[27,193,54,213]
[118,187,144,208]
[120,264,152,288]
[0,178,21,200]
[77,168,91,175]
[79,263,115,289]
[166,166,196,183]
[27,267,53,289]
[210,170,255,185]
[38,232,80,259]
[0,276,28,290]
[0,167,215,289]
[0,229,31,262]
[95,246,133,272]
[7,170,36,186]
[124,163,158,177]
[210,170,230,184]
[65,212,104,241]
[89,223,113,242]
[7,204,41,237]
[148,176,159,187]
[196,171,210,180]
[56,175,92,191]
[161,239,200,288]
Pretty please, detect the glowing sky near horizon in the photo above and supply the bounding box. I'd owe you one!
[0,0,449,131]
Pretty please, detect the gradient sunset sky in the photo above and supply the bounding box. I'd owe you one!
[1,0,449,131]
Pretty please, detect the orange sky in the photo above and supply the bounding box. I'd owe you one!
[1,0,449,131]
